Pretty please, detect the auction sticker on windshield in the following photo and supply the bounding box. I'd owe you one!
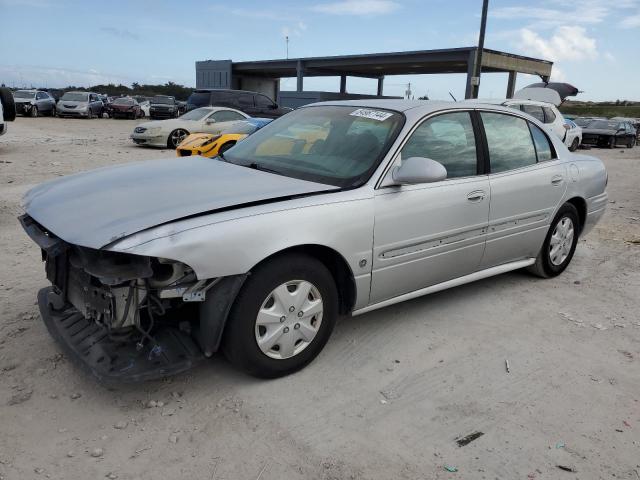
[349,109,394,122]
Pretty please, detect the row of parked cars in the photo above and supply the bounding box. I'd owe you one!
[572,116,638,149]
[10,89,188,120]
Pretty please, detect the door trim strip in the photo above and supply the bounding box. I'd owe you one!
[352,258,535,316]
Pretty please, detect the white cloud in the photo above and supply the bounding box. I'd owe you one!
[282,21,307,38]
[620,12,640,27]
[493,0,639,28]
[549,66,566,81]
[311,0,399,16]
[518,26,598,62]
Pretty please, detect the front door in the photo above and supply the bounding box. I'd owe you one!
[479,111,567,267]
[370,111,490,304]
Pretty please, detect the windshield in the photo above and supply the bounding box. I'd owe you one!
[223,105,404,188]
[14,91,35,99]
[61,92,88,102]
[187,91,211,107]
[151,96,173,105]
[113,98,134,105]
[574,118,593,127]
[590,120,619,130]
[220,120,266,135]
[179,107,212,121]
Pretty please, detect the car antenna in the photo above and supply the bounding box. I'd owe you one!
[449,92,457,102]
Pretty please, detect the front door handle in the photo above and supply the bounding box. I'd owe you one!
[467,190,486,202]
[551,175,564,186]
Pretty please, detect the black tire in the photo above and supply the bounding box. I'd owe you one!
[87,108,93,119]
[527,203,580,278]
[218,141,236,155]
[627,137,635,149]
[0,87,16,121]
[222,253,338,378]
[30,105,38,118]
[51,106,56,117]
[607,136,615,149]
[569,137,579,152]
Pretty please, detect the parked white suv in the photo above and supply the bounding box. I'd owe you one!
[502,99,568,143]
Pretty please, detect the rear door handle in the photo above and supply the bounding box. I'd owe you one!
[467,190,486,202]
[551,175,564,186]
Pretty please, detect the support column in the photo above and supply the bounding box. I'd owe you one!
[296,60,304,92]
[465,49,477,99]
[506,71,517,98]
[377,76,384,96]
[340,75,347,93]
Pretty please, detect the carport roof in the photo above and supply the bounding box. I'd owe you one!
[228,47,553,78]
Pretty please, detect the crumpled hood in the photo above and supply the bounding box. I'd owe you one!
[23,156,336,249]
[14,98,34,104]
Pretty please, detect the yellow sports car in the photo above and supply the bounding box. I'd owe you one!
[176,118,272,157]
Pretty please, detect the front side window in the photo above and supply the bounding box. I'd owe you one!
[521,104,545,123]
[481,112,537,173]
[400,112,477,178]
[529,123,555,162]
[223,105,404,187]
[210,110,246,122]
[36,92,46,100]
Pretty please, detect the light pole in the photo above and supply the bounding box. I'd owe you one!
[471,0,489,99]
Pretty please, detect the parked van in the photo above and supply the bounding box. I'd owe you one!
[187,89,291,118]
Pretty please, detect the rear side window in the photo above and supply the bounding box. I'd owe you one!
[238,94,254,107]
[400,111,477,178]
[255,95,274,108]
[529,123,555,162]
[481,112,537,173]
[542,107,556,124]
[521,105,545,122]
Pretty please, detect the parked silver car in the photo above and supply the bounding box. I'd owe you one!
[19,100,607,382]
[13,89,57,117]
[56,91,104,118]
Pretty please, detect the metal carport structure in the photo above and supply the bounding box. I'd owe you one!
[196,47,553,100]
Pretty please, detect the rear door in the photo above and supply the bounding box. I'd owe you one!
[479,111,567,267]
[370,110,490,303]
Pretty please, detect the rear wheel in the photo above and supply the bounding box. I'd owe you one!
[527,203,580,278]
[222,253,338,378]
[569,137,579,152]
[168,128,188,148]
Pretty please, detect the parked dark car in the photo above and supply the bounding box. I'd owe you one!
[581,119,636,148]
[186,89,291,118]
[108,97,142,119]
[611,117,640,141]
[13,89,57,117]
[150,95,179,119]
[176,100,187,115]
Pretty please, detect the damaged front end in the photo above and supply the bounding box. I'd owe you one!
[19,214,245,382]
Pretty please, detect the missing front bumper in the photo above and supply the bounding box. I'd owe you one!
[38,287,203,383]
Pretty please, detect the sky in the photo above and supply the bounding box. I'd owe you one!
[0,0,639,101]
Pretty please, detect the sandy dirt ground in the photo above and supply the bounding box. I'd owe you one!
[0,116,639,480]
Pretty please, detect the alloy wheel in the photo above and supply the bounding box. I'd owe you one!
[549,217,574,266]
[170,129,188,148]
[254,280,323,360]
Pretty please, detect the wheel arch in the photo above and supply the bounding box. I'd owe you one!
[565,196,587,234]
[249,244,357,315]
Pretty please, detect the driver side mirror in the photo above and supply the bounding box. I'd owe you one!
[206,118,216,124]
[392,157,447,185]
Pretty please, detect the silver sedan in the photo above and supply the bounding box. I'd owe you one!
[20,100,607,381]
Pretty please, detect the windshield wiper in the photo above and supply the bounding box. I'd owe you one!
[248,162,280,175]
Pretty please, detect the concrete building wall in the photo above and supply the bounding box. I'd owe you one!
[278,91,402,110]
[237,77,280,101]
[195,60,232,89]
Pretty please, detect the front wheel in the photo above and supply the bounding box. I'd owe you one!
[51,106,56,117]
[222,253,338,378]
[527,203,580,278]
[627,137,635,149]
[168,128,188,148]
[607,136,615,149]
[30,106,38,118]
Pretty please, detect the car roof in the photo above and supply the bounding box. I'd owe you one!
[468,98,557,108]
[194,88,257,95]
[306,99,525,115]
